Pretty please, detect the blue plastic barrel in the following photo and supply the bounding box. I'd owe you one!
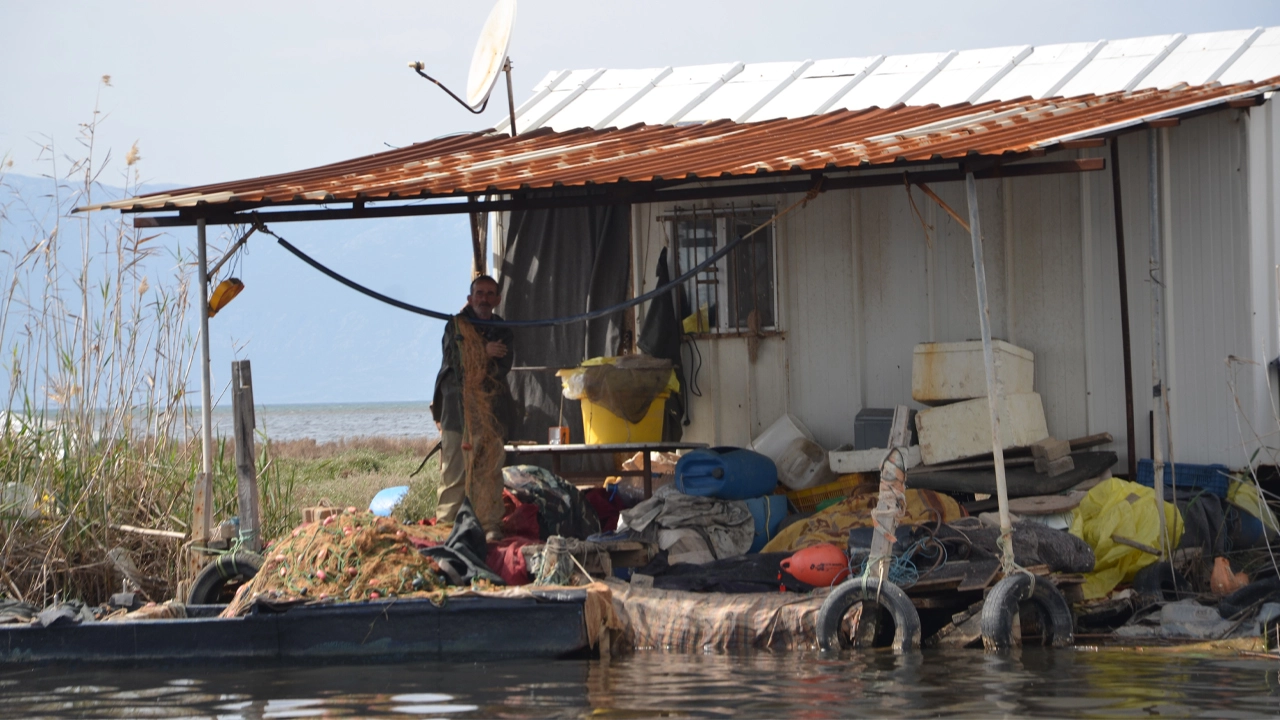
[674,447,778,500]
[745,494,789,553]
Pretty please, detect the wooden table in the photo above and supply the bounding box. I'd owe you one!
[502,441,708,498]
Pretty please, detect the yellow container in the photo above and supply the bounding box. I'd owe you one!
[581,392,668,445]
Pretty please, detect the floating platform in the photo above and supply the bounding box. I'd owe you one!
[0,589,592,665]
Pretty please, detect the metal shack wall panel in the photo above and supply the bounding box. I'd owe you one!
[1007,172,1090,445]
[777,189,859,449]
[1246,100,1280,470]
[1165,110,1257,467]
[1079,135,1154,471]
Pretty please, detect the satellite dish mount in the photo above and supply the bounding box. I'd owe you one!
[409,0,519,135]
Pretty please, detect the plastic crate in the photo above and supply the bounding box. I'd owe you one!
[1135,459,1230,498]
[786,473,875,513]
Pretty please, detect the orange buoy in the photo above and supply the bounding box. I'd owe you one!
[779,543,850,587]
[208,278,244,317]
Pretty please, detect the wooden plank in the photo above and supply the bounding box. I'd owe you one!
[957,560,1001,592]
[232,360,261,552]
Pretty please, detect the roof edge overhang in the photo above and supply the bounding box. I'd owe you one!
[77,81,1275,229]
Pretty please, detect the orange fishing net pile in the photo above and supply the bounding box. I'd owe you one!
[456,316,506,513]
[221,510,452,616]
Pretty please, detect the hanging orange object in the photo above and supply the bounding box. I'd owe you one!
[208,278,244,317]
[779,543,850,587]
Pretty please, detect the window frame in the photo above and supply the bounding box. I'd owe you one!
[661,204,781,338]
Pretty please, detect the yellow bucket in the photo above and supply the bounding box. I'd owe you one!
[581,392,668,445]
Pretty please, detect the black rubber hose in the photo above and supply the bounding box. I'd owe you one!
[266,191,801,329]
[187,551,264,605]
[816,575,921,652]
[980,573,1074,650]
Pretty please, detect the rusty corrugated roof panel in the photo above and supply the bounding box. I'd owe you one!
[80,80,1278,214]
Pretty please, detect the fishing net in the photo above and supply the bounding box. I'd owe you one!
[220,510,452,617]
[559,355,675,423]
[456,316,506,528]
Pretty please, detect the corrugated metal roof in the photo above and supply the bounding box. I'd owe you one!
[82,80,1277,214]
[501,27,1280,133]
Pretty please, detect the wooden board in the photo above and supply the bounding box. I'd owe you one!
[1007,491,1085,516]
[906,451,1117,497]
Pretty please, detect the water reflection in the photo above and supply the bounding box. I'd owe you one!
[1,648,1278,719]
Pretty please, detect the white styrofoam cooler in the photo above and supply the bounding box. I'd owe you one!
[912,340,1034,406]
[915,392,1049,465]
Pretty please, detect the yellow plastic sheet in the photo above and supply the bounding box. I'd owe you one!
[1227,477,1280,534]
[1070,477,1184,600]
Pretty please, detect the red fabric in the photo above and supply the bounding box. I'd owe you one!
[486,537,538,586]
[500,490,541,540]
[583,487,622,532]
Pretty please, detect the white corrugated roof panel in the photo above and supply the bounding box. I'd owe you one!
[511,26,1280,132]
[745,57,884,120]
[1056,34,1186,96]
[540,67,671,130]
[607,63,744,128]
[678,61,810,123]
[1141,29,1263,88]
[909,45,1032,106]
[831,51,957,109]
[1217,27,1280,84]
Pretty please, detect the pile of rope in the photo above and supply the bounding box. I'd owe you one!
[222,510,449,616]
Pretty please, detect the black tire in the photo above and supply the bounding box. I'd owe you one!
[816,575,921,652]
[980,573,1074,650]
[187,552,263,605]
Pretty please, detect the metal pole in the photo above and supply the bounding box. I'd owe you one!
[503,58,518,136]
[1148,130,1171,556]
[965,172,1015,570]
[194,219,214,544]
[1110,137,1139,481]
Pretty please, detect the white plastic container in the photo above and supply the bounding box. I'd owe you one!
[912,341,1034,406]
[915,392,1049,465]
[751,414,835,491]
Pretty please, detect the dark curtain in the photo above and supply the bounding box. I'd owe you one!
[497,203,631,445]
[637,247,685,441]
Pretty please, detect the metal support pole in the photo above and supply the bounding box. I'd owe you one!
[194,220,214,545]
[503,58,518,136]
[1148,130,1171,556]
[1110,137,1139,480]
[965,172,1015,570]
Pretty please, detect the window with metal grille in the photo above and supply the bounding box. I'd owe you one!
[665,207,777,335]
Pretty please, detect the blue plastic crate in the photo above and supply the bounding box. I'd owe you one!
[1135,459,1230,498]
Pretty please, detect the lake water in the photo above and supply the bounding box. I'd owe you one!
[207,402,438,443]
[2,647,1279,718]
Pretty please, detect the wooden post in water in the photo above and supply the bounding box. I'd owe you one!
[232,360,261,552]
[193,219,214,550]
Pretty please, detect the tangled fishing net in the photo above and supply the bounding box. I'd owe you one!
[456,316,506,525]
[220,510,452,617]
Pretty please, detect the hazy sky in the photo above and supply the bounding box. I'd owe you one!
[4,1,1280,406]
[4,1,1280,186]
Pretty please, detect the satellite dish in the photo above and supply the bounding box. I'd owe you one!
[466,0,517,111]
[408,0,520,134]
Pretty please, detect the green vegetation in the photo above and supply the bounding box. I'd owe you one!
[0,87,443,608]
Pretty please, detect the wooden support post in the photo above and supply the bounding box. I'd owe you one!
[193,219,214,547]
[232,360,261,552]
[469,198,488,278]
[965,172,1015,571]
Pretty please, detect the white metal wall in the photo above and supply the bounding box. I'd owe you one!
[630,105,1273,469]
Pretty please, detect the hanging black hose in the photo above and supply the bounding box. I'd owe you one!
[260,179,821,329]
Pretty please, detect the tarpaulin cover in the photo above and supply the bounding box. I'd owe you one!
[498,203,630,446]
[606,578,829,651]
[1070,477,1185,599]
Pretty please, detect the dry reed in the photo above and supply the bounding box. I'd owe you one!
[0,85,295,607]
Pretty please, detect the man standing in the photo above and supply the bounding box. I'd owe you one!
[431,275,515,540]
